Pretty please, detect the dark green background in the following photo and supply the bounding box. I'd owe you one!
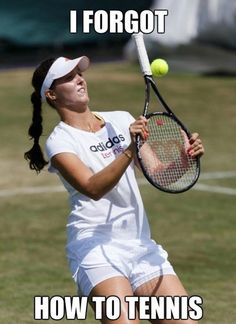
[0,1,152,46]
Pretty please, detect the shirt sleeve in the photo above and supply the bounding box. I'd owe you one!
[45,132,77,173]
[119,111,136,140]
[125,111,136,124]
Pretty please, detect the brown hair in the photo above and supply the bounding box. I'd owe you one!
[24,58,56,173]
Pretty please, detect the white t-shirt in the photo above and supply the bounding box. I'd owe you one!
[45,111,151,276]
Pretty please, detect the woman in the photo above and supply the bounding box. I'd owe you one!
[25,56,204,324]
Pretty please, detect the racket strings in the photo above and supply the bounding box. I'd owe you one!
[139,115,198,192]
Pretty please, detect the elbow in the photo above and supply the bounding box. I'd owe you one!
[89,192,103,201]
[76,188,102,201]
[75,187,102,201]
[84,177,111,201]
[83,186,103,201]
[75,178,107,201]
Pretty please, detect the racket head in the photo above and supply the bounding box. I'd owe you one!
[136,112,200,193]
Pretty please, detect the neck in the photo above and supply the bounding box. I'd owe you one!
[60,109,104,132]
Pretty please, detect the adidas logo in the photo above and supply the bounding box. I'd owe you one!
[90,134,125,152]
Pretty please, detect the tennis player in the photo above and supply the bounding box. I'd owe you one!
[25,56,204,324]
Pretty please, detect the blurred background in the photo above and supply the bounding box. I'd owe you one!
[1,0,236,72]
[0,1,236,324]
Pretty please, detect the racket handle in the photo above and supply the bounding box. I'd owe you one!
[132,33,152,76]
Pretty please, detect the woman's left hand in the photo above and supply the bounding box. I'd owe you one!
[187,133,204,158]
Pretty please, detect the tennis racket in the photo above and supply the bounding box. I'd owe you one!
[133,33,200,193]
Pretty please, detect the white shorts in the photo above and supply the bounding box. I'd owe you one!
[75,238,176,296]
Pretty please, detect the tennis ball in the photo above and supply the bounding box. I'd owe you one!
[151,59,169,77]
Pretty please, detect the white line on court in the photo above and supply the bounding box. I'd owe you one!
[199,171,236,180]
[0,185,65,197]
[0,171,236,198]
[194,183,236,195]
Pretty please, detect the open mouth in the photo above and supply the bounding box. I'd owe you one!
[77,87,86,95]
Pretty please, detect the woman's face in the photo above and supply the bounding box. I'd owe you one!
[52,67,89,109]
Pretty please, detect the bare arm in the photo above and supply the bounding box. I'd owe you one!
[52,145,134,200]
[51,116,149,200]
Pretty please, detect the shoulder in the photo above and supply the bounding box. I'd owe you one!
[46,122,70,145]
[45,122,77,159]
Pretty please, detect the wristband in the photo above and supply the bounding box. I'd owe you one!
[123,150,132,159]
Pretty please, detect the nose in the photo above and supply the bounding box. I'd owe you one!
[76,73,84,83]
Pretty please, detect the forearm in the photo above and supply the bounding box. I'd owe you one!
[85,145,134,200]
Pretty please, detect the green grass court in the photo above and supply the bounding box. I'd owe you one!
[0,62,235,323]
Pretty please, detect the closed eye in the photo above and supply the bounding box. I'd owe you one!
[65,72,75,81]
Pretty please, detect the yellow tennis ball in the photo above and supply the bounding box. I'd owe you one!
[151,59,169,77]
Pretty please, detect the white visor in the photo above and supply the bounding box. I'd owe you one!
[40,56,90,101]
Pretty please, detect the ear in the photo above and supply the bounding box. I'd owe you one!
[45,89,57,101]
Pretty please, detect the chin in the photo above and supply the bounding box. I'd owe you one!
[80,97,89,105]
[76,97,90,110]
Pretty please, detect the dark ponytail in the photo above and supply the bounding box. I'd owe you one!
[24,58,55,173]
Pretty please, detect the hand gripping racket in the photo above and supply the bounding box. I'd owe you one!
[133,33,200,193]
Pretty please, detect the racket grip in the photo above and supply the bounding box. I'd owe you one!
[132,33,152,76]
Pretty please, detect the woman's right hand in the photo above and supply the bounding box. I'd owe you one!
[129,116,149,145]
